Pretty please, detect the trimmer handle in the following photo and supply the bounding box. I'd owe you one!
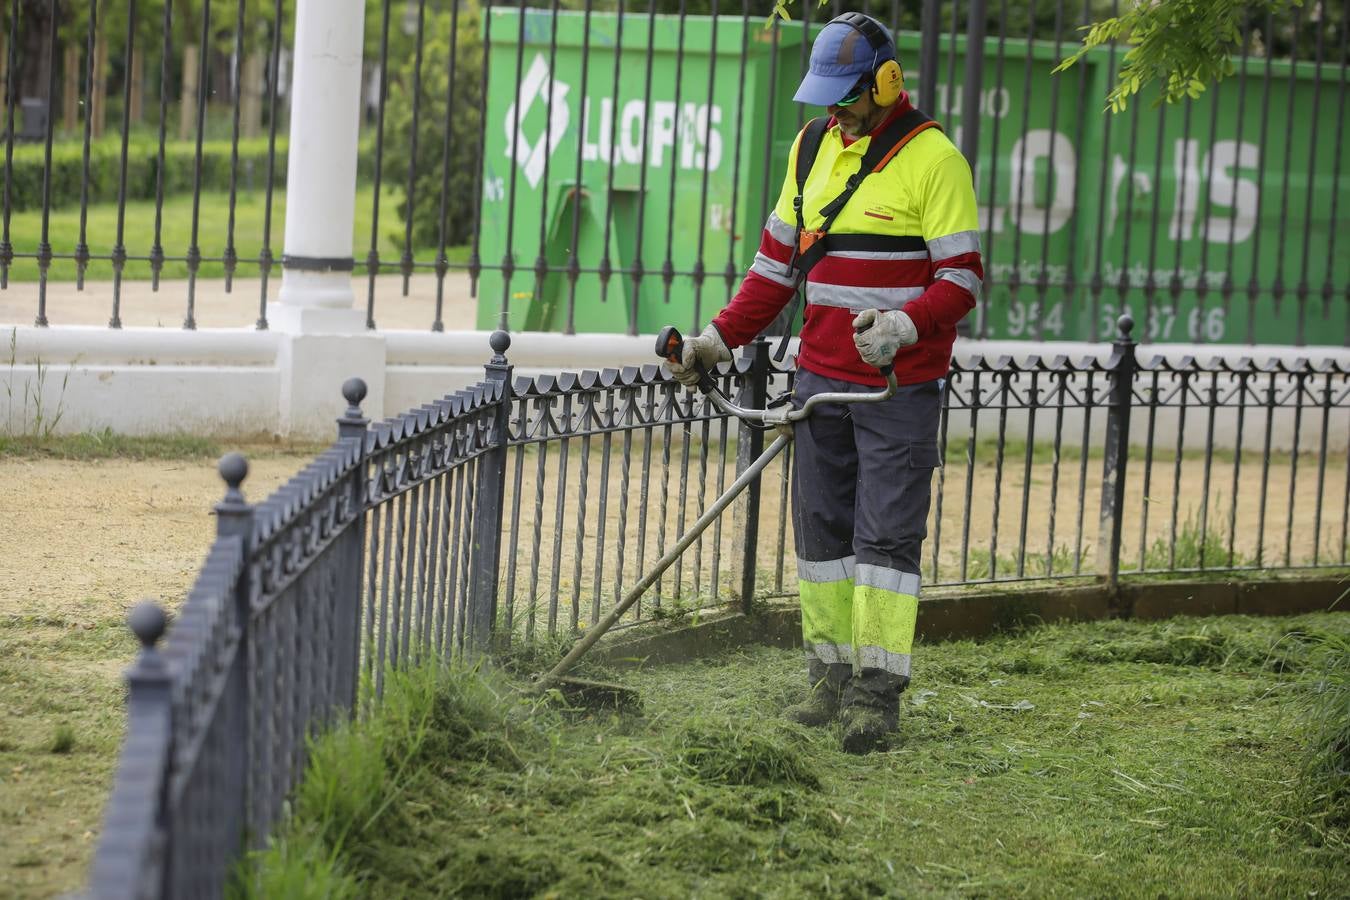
[656,325,685,365]
[655,325,718,394]
[853,317,895,378]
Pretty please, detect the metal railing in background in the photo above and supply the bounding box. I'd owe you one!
[0,0,294,329]
[3,0,1345,342]
[85,320,1350,897]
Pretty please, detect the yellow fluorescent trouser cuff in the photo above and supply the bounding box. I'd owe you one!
[798,556,855,665]
[852,564,920,678]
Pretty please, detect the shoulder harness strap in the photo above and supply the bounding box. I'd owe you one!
[789,116,832,262]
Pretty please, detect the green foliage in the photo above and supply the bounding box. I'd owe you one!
[3,136,288,212]
[1054,0,1304,112]
[379,2,485,254]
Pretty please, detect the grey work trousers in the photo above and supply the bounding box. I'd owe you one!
[791,368,942,714]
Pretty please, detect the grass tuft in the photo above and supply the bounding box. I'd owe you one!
[0,428,221,460]
[230,830,360,900]
[675,716,819,789]
[1298,631,1350,845]
[1059,618,1325,671]
[48,725,75,755]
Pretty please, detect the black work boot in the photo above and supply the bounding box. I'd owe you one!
[840,705,895,754]
[839,668,905,754]
[784,660,849,727]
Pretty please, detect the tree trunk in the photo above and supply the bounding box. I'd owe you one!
[91,33,107,139]
[241,52,263,139]
[129,45,143,124]
[17,6,51,103]
[179,42,198,140]
[62,43,78,132]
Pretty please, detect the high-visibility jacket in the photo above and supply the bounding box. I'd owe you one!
[712,94,983,386]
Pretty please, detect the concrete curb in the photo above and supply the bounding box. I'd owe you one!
[587,574,1348,668]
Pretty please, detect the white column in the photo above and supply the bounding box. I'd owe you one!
[274,0,367,333]
[270,0,386,432]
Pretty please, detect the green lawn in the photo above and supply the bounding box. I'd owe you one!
[0,185,469,283]
[255,611,1350,898]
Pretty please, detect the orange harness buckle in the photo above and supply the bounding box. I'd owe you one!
[798,229,826,254]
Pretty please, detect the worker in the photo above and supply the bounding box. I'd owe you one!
[669,12,982,753]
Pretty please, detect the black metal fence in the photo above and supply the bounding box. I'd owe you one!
[86,319,1350,896]
[3,1,1346,342]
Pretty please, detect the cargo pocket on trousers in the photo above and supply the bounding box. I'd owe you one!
[909,440,942,469]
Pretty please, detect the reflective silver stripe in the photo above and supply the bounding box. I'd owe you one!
[806,641,855,666]
[806,283,925,311]
[765,210,796,246]
[797,555,857,583]
[926,229,982,260]
[826,249,930,261]
[750,251,799,287]
[857,645,911,677]
[936,266,983,302]
[855,563,921,597]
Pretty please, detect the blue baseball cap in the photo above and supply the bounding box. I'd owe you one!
[793,16,897,106]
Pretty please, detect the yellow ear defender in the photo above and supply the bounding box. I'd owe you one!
[872,58,905,107]
[831,12,904,107]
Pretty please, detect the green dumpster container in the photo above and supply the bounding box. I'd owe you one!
[474,9,809,335]
[476,12,1348,344]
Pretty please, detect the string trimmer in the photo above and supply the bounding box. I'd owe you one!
[531,324,897,705]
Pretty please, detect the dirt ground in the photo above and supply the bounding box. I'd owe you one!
[0,453,320,622]
[0,449,314,899]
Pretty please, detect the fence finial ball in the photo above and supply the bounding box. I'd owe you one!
[1116,313,1135,338]
[218,452,249,491]
[489,330,512,355]
[129,602,167,650]
[342,377,368,409]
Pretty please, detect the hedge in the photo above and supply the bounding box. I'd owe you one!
[2,136,379,211]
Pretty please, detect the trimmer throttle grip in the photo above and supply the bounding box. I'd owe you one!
[655,324,717,395]
[853,318,896,379]
[656,325,685,365]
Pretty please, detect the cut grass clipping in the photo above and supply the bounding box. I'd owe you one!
[241,613,1350,898]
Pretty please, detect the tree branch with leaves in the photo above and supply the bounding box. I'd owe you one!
[1054,0,1305,111]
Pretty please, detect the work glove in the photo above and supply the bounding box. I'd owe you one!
[668,324,732,388]
[851,309,917,368]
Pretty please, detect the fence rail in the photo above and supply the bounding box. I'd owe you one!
[85,318,1350,897]
[3,0,1346,341]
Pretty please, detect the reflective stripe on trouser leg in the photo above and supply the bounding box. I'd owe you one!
[798,556,855,667]
[852,563,920,679]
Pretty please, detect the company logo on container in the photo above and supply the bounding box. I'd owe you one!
[505,55,573,189]
[505,54,725,188]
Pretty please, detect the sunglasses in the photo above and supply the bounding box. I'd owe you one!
[836,77,871,107]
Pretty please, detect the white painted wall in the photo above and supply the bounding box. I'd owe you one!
[3,325,665,440]
[5,324,1349,451]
